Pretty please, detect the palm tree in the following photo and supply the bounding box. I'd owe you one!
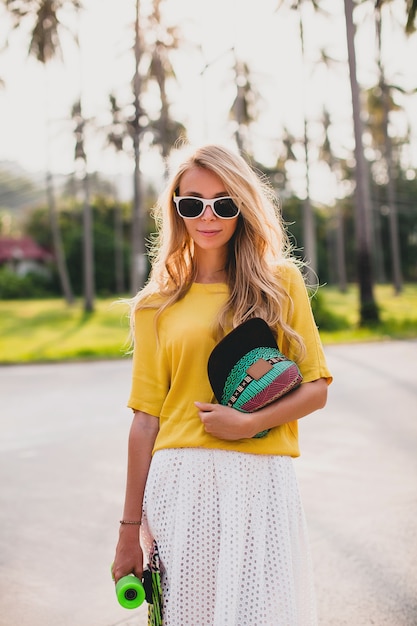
[402,0,417,32]
[276,126,298,191]
[229,55,259,155]
[129,0,147,294]
[344,0,379,323]
[320,108,348,292]
[124,0,187,292]
[297,2,318,286]
[71,99,94,312]
[276,0,320,285]
[374,0,417,293]
[144,0,186,172]
[4,0,78,305]
[312,45,350,291]
[107,94,127,294]
[375,8,403,292]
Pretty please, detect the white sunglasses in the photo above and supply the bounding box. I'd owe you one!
[173,196,240,219]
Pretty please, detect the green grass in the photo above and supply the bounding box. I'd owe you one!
[0,297,131,364]
[316,283,417,344]
[0,284,416,364]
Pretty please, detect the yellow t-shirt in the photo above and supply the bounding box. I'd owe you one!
[128,262,332,457]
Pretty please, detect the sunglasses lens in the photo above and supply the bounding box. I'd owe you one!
[178,198,203,218]
[213,198,239,218]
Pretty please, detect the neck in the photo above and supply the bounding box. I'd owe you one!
[195,267,227,284]
[194,248,228,284]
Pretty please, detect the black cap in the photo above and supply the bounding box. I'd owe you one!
[207,318,278,403]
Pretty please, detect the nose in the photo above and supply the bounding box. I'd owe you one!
[201,203,215,219]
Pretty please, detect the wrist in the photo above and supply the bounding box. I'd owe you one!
[119,527,140,542]
[245,412,260,438]
[119,520,141,534]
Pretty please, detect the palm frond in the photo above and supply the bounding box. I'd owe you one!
[405,0,417,33]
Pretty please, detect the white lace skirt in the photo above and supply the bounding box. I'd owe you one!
[141,448,317,626]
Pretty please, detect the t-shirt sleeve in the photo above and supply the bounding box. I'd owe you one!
[127,307,170,416]
[282,264,333,385]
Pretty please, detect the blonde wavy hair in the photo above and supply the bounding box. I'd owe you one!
[130,143,306,358]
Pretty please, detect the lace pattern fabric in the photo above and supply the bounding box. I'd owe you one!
[141,448,317,626]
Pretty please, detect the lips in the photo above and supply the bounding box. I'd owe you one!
[198,229,221,236]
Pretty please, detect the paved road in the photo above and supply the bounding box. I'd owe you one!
[0,340,416,626]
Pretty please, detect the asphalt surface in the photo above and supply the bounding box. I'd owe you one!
[0,340,416,626]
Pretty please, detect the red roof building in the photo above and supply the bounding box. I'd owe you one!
[0,237,53,276]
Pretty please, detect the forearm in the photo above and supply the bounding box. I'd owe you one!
[197,378,329,441]
[246,378,328,437]
[113,410,159,582]
[121,410,159,523]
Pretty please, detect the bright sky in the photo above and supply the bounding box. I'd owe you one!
[0,0,416,203]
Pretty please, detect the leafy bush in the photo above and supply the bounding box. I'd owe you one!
[310,289,350,331]
[0,268,53,299]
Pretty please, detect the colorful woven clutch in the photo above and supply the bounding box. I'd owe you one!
[208,318,303,438]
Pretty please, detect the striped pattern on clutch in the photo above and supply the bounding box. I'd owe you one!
[208,318,303,439]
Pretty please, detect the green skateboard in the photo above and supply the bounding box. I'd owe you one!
[143,541,163,626]
[115,573,146,609]
[111,541,162,625]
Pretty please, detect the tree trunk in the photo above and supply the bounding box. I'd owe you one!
[74,15,95,312]
[372,200,387,284]
[321,108,347,291]
[376,9,403,294]
[298,5,317,285]
[343,0,379,324]
[44,77,74,305]
[386,167,402,294]
[46,171,74,305]
[114,204,125,294]
[336,204,348,292]
[130,0,147,294]
[82,170,94,312]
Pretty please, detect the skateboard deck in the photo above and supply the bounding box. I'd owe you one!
[145,541,163,626]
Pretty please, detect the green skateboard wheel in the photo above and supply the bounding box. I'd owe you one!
[115,574,146,609]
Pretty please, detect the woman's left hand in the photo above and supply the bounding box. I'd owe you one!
[194,401,254,440]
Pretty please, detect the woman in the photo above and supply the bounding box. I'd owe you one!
[112,144,332,625]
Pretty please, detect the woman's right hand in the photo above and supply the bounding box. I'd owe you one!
[112,525,143,583]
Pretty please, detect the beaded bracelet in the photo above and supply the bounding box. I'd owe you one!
[119,519,141,525]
